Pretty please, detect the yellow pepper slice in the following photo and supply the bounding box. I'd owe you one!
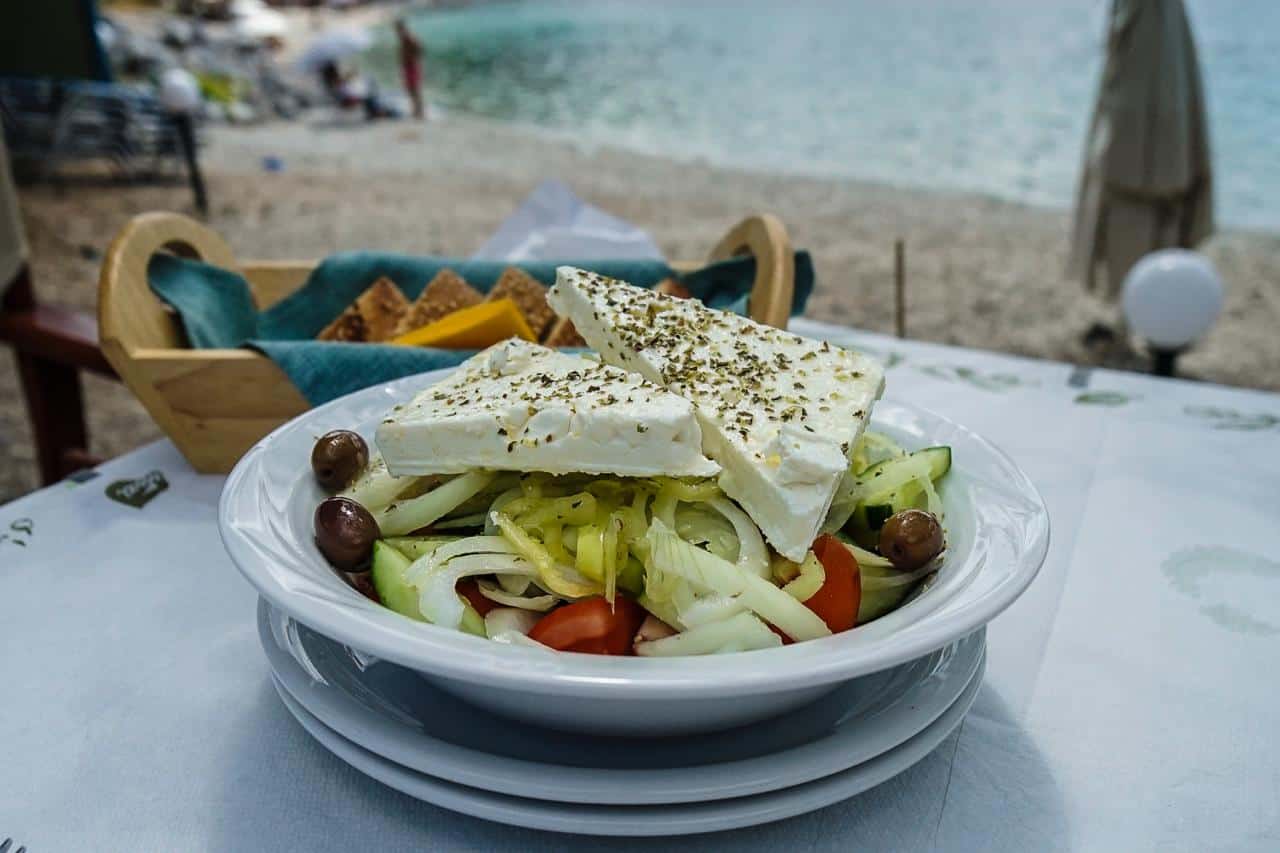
[392,298,536,348]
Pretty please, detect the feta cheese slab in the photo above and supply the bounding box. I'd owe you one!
[375,340,719,478]
[548,267,884,561]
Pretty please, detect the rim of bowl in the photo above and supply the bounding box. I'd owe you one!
[219,370,1049,700]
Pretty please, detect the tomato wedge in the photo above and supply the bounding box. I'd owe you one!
[528,596,646,655]
[804,534,861,633]
[457,579,498,617]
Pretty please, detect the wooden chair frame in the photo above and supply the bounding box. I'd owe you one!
[1,263,116,484]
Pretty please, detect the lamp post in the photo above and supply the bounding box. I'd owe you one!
[158,68,207,216]
[1121,250,1223,378]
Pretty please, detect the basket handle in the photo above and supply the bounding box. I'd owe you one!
[98,212,238,359]
[707,213,794,329]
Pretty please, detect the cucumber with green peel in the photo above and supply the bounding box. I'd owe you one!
[371,539,485,636]
[855,446,950,525]
[827,532,933,623]
[862,480,927,531]
[371,540,423,620]
[856,561,916,623]
[857,446,951,499]
[842,446,951,545]
[459,604,487,637]
[863,503,896,531]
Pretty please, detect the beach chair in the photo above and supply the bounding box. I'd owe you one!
[0,129,115,485]
[0,0,205,211]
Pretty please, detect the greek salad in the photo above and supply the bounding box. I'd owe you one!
[309,268,951,656]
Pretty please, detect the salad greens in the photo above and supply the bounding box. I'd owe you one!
[348,430,953,655]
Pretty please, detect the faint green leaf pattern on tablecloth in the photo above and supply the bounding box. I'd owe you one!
[1183,405,1280,431]
[1162,545,1280,636]
[1,517,34,549]
[104,471,170,509]
[1074,391,1139,406]
[916,364,1036,391]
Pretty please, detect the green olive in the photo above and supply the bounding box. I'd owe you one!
[878,509,944,570]
[311,430,369,492]
[315,496,379,570]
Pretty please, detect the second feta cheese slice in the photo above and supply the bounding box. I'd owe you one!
[548,267,885,561]
[376,339,719,478]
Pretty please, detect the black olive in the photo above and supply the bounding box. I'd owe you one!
[878,509,944,570]
[311,430,369,492]
[315,497,379,570]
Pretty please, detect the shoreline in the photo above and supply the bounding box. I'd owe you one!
[3,97,1278,503]
[107,2,1276,233]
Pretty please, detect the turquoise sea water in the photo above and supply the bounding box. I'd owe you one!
[370,0,1280,229]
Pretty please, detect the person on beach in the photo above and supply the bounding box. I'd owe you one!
[319,60,399,121]
[395,19,425,121]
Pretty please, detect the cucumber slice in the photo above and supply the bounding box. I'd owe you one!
[372,539,486,635]
[845,446,951,540]
[858,446,951,498]
[864,480,926,529]
[460,605,487,637]
[857,562,916,623]
[371,540,423,620]
[827,532,929,623]
[864,503,896,530]
[859,447,950,522]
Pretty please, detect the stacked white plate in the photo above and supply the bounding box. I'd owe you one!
[259,598,987,836]
[221,370,1047,835]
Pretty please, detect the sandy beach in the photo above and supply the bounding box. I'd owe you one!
[3,110,1278,501]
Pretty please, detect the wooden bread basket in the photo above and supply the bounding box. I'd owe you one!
[98,212,795,473]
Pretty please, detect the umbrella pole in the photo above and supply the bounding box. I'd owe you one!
[173,115,208,217]
[894,239,906,339]
[1152,347,1182,378]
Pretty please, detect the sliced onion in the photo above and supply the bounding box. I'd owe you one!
[415,552,537,630]
[483,607,542,638]
[497,574,532,595]
[483,487,525,535]
[636,612,781,656]
[678,593,746,628]
[340,453,415,512]
[406,535,518,586]
[706,497,770,578]
[860,562,938,590]
[837,539,895,569]
[378,471,497,536]
[645,520,830,642]
[477,580,558,611]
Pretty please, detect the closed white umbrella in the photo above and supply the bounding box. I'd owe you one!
[1068,0,1213,300]
[0,129,27,290]
[296,30,373,73]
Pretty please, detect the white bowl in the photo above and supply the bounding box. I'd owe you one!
[219,369,1049,736]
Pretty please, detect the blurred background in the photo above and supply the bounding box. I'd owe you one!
[2,0,1277,502]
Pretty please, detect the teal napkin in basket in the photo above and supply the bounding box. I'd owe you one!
[148,251,814,405]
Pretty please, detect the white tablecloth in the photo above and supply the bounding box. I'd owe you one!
[2,322,1277,852]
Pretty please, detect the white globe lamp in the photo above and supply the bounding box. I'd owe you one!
[1121,249,1223,376]
[158,67,202,115]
